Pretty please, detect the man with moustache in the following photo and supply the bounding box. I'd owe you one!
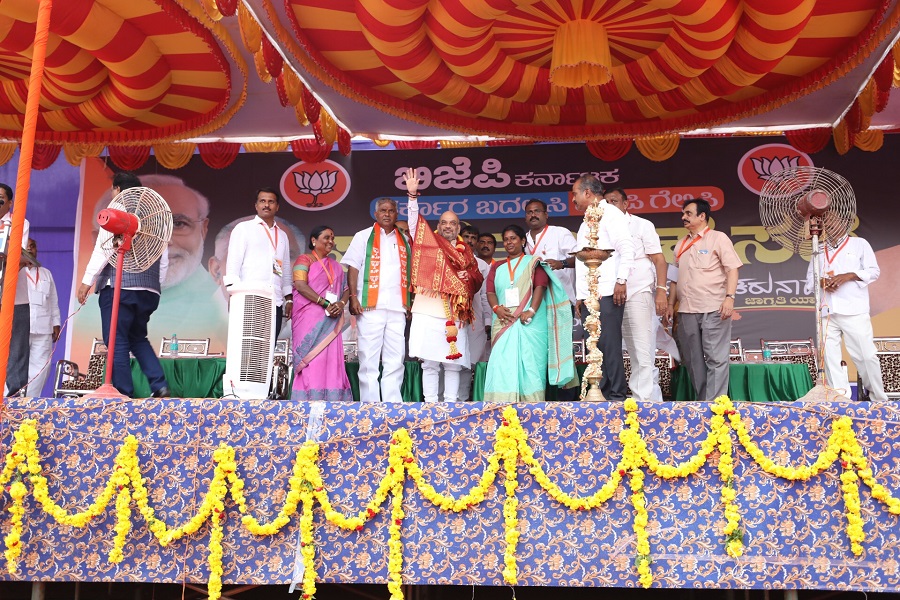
[404,169,483,402]
[24,238,61,397]
[342,197,412,403]
[226,188,293,338]
[477,233,498,264]
[524,198,577,304]
[666,198,741,401]
[572,175,635,401]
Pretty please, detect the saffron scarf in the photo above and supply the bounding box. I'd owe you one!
[360,223,411,309]
[410,216,484,323]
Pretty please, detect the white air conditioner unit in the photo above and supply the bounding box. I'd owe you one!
[223,281,275,399]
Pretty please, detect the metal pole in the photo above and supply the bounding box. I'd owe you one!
[30,581,45,600]
[810,233,825,385]
[0,0,54,399]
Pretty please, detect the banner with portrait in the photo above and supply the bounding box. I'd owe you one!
[66,138,900,371]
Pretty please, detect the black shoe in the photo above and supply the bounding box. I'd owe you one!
[152,386,170,398]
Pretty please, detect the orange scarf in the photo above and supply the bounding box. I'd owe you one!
[360,223,411,309]
[410,217,483,323]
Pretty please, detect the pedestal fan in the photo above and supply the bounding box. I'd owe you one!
[758,166,856,401]
[93,187,173,398]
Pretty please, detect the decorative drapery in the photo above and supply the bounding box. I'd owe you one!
[291,139,331,163]
[279,0,899,140]
[0,143,16,166]
[153,143,197,170]
[337,128,352,156]
[634,135,679,162]
[853,129,884,151]
[29,144,60,170]
[198,143,241,169]
[785,128,832,154]
[62,144,104,167]
[586,139,632,162]
[108,146,151,171]
[243,142,288,153]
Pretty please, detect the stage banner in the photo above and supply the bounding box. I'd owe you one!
[67,138,900,368]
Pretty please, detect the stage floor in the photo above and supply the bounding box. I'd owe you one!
[2,397,900,593]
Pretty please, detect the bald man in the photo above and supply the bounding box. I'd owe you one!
[404,168,483,402]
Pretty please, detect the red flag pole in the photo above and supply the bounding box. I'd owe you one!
[0,0,54,401]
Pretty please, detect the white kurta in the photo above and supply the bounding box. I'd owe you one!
[526,225,577,303]
[225,215,292,306]
[804,236,885,400]
[26,265,61,397]
[574,200,635,299]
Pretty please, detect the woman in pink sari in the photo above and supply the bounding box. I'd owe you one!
[291,226,353,401]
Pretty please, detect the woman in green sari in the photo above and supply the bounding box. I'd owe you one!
[484,225,577,402]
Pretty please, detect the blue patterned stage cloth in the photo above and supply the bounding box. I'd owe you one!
[3,398,900,590]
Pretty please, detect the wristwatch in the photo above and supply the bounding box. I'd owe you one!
[725,294,735,299]
[616,278,627,285]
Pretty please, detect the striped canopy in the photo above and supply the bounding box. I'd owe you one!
[0,0,234,144]
[280,0,899,139]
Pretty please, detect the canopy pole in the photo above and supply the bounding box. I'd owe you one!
[0,0,54,401]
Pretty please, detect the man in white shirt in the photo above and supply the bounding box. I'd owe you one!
[342,198,412,402]
[77,172,170,398]
[0,182,31,395]
[24,238,61,397]
[804,227,886,401]
[572,175,636,401]
[459,225,492,400]
[603,188,668,401]
[225,188,293,338]
[524,199,577,304]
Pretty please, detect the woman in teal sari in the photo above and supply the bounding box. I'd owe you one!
[484,225,577,402]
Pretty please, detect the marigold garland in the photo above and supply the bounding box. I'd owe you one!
[3,398,900,600]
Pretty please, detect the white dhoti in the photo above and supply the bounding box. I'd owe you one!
[356,308,407,403]
[27,332,53,397]
[623,290,656,402]
[410,294,470,402]
[824,312,887,401]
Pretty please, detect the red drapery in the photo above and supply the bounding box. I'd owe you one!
[338,128,352,156]
[108,145,151,171]
[198,142,240,169]
[291,139,331,163]
[585,139,632,161]
[30,144,61,170]
[393,140,438,150]
[785,128,832,153]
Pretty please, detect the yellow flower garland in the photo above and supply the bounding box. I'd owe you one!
[1,398,897,600]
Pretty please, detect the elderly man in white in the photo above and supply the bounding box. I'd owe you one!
[24,238,61,397]
[603,188,668,401]
[572,175,636,401]
[804,224,886,401]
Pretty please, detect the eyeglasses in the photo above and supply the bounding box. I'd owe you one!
[525,209,546,216]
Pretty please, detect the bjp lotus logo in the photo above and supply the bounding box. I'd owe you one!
[280,159,351,211]
[738,144,813,194]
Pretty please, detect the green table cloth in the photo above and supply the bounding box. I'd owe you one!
[131,358,423,401]
[670,362,813,401]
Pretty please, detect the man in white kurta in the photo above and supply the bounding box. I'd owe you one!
[343,199,410,403]
[225,188,293,336]
[804,233,886,401]
[24,238,61,397]
[573,176,635,401]
[604,188,668,401]
[524,199,577,304]
[405,172,483,402]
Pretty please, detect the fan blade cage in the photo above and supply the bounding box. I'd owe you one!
[100,187,174,273]
[758,166,856,257]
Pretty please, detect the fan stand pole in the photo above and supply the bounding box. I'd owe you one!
[93,241,130,399]
[810,233,826,387]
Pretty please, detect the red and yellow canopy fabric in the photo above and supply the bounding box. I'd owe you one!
[0,0,236,144]
[281,0,898,139]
